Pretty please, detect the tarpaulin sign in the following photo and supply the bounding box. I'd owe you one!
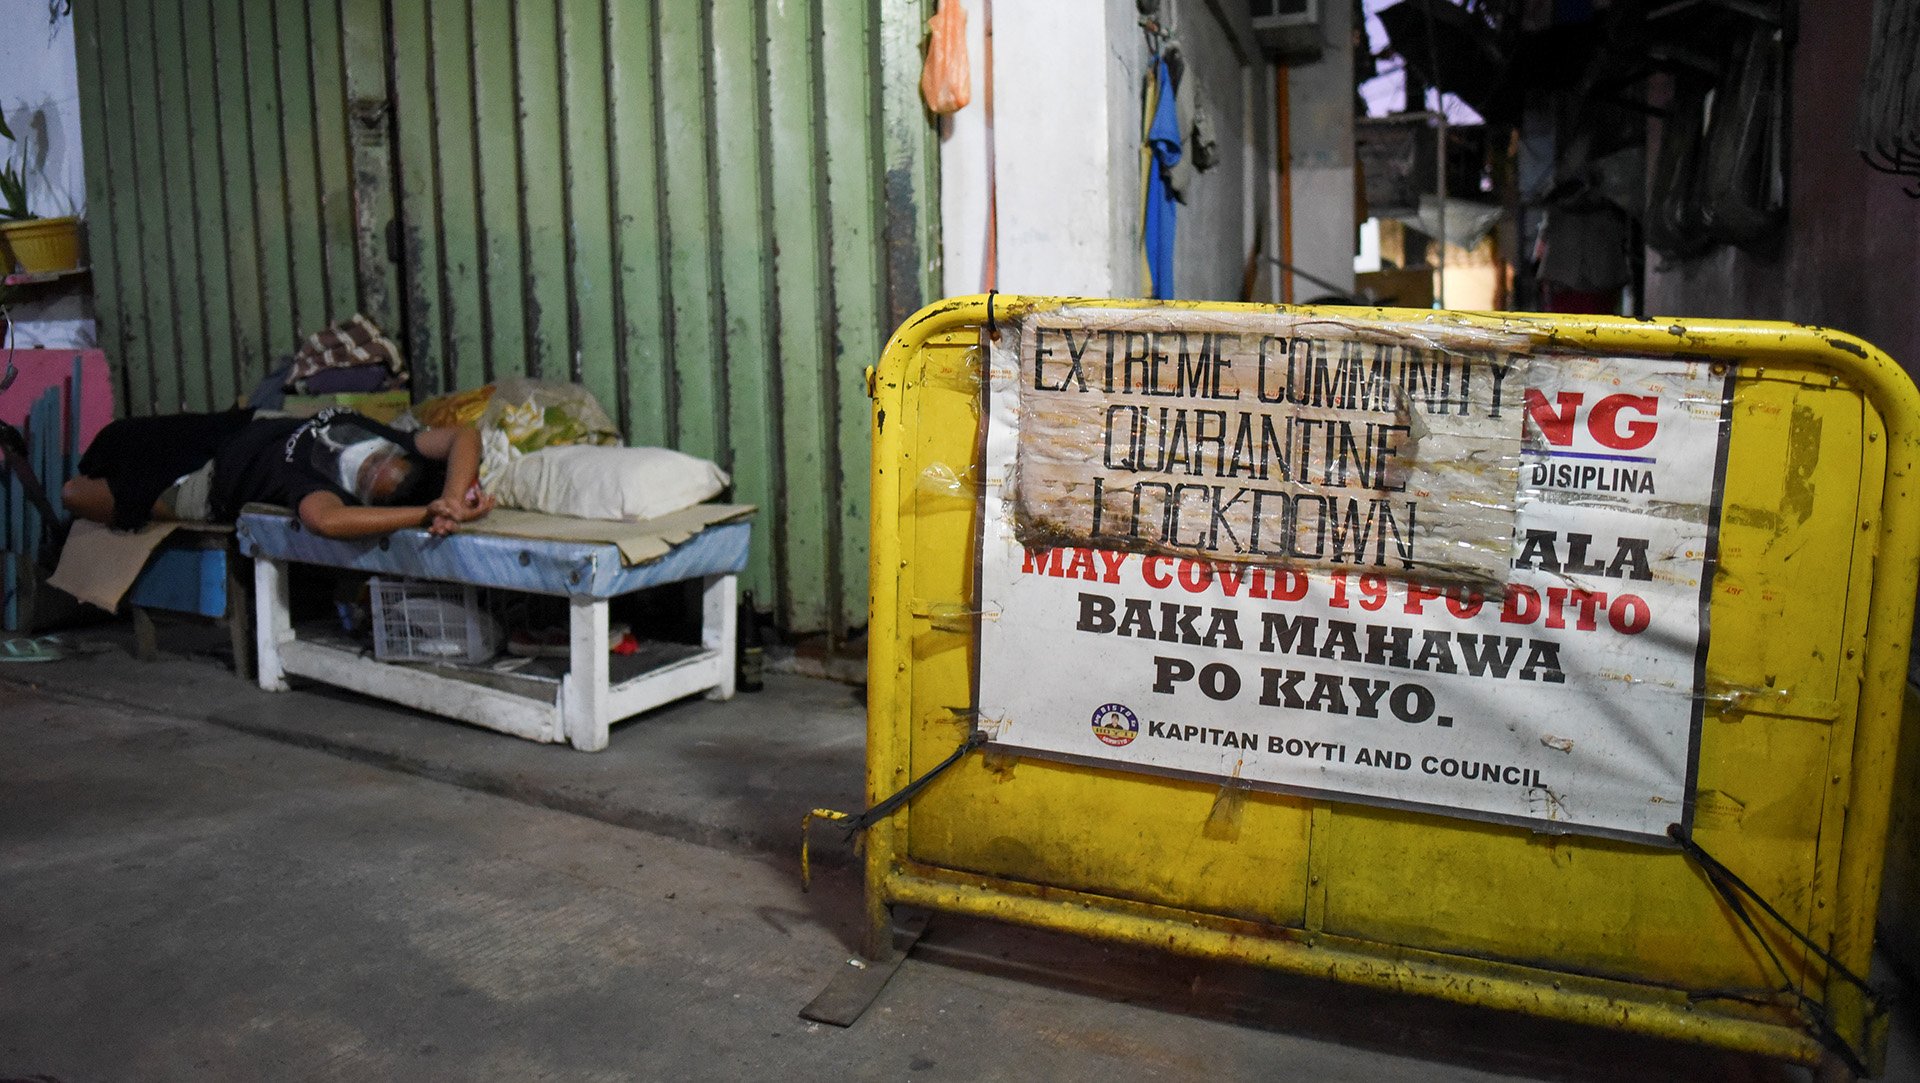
[977,305,1733,840]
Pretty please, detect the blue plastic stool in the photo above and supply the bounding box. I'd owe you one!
[127,524,251,680]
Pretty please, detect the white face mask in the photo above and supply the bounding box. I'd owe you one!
[315,421,409,504]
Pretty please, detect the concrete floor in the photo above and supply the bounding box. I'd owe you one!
[1,623,1909,1081]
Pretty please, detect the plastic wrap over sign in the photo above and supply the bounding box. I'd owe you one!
[1005,307,1533,585]
[977,305,1734,840]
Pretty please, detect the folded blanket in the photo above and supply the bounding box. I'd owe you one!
[286,315,407,393]
[299,365,393,394]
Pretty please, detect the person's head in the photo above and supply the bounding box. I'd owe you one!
[360,446,421,505]
[336,435,439,506]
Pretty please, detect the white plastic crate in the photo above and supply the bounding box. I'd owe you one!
[368,577,502,664]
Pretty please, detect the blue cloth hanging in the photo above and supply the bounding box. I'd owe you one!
[1144,56,1181,300]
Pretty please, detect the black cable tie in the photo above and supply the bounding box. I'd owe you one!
[986,289,999,342]
[1668,824,1883,1076]
[1668,824,1879,999]
[842,729,988,839]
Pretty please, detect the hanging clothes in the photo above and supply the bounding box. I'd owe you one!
[1165,55,1218,201]
[1142,56,1182,300]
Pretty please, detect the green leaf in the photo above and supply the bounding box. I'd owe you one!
[0,166,27,219]
[0,109,12,144]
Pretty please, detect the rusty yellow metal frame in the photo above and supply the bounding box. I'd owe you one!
[865,296,1920,1069]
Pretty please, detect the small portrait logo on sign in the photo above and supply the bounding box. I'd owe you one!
[1091,703,1140,747]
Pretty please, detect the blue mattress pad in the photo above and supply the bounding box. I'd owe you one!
[237,509,751,598]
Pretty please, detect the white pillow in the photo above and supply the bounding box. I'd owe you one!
[490,445,730,522]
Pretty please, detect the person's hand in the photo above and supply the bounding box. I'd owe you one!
[428,486,495,525]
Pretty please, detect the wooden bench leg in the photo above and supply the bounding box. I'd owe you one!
[254,557,291,692]
[226,561,253,683]
[561,594,610,751]
[131,606,158,662]
[703,573,737,701]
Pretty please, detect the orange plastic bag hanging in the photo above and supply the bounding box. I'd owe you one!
[921,0,971,115]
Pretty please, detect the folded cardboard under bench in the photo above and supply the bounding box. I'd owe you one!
[236,510,751,751]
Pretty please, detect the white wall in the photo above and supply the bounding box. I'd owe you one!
[939,0,1276,303]
[1103,0,1147,298]
[1284,0,1356,299]
[0,0,93,347]
[992,1,1125,296]
[937,0,993,297]
[1165,0,1249,301]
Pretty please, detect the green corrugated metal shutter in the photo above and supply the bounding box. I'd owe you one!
[74,0,365,422]
[72,0,939,638]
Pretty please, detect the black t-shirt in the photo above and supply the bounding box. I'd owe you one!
[210,409,440,520]
[78,408,256,530]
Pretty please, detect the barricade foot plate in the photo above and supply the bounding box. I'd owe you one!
[798,909,931,1027]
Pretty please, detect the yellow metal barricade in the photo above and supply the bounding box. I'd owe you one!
[863,296,1919,1071]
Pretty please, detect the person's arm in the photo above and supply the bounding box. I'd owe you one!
[413,425,482,502]
[298,490,437,539]
[412,425,494,527]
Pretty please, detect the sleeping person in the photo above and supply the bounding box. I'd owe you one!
[63,408,255,531]
[64,407,494,539]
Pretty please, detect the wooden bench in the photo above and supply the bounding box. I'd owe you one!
[237,509,749,751]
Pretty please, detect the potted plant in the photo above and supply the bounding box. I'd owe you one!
[0,107,81,276]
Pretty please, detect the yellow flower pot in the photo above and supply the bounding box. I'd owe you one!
[0,216,82,275]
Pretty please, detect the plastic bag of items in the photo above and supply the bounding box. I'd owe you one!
[473,379,622,488]
[920,0,970,115]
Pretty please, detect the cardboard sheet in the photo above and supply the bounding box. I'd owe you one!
[465,504,756,565]
[47,520,180,612]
